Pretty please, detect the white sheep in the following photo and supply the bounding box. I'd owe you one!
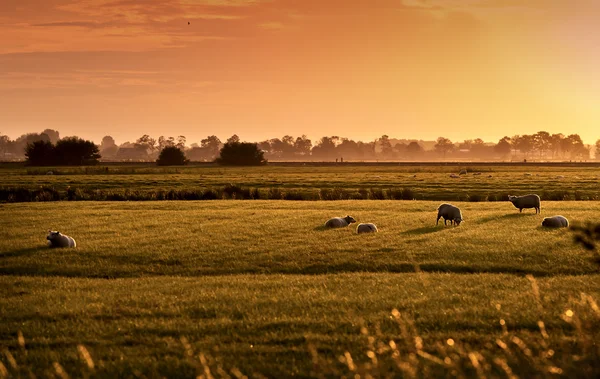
[324,216,356,228]
[46,230,77,248]
[541,215,569,228]
[357,223,378,234]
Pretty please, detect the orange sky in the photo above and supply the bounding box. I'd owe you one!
[1,0,599,145]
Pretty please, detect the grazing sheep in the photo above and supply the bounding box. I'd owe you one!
[459,170,467,175]
[357,223,378,234]
[325,216,356,228]
[541,215,569,228]
[46,230,77,248]
[436,203,463,226]
[507,194,541,214]
[488,175,493,178]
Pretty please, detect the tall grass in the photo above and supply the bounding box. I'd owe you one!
[2,280,598,378]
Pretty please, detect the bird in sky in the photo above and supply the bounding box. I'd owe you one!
[188,21,190,25]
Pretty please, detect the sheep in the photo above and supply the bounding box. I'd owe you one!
[473,172,482,176]
[325,215,356,228]
[507,194,541,214]
[357,223,378,234]
[436,203,463,226]
[46,230,77,248]
[459,170,467,175]
[524,173,532,176]
[541,215,569,228]
[46,171,54,175]
[449,174,460,178]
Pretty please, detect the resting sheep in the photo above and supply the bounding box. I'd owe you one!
[541,215,569,228]
[357,223,378,234]
[508,194,541,214]
[325,216,356,228]
[46,230,77,248]
[436,204,463,226]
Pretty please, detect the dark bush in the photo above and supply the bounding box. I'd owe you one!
[25,141,56,166]
[157,147,188,166]
[216,142,267,166]
[54,137,101,165]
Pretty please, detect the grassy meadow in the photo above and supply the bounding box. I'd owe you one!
[1,200,599,377]
[1,163,600,201]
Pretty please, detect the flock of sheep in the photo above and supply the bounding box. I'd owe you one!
[45,194,569,248]
[324,194,569,234]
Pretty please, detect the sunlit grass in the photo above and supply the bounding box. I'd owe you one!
[1,200,599,377]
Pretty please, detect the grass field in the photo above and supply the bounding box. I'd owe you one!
[1,200,599,377]
[1,164,600,201]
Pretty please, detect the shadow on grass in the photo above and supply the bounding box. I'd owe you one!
[476,212,539,224]
[313,225,352,232]
[401,226,444,235]
[0,247,44,258]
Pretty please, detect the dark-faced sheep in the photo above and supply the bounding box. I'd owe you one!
[436,204,463,226]
[325,216,356,228]
[508,194,541,214]
[541,215,569,228]
[357,223,378,234]
[46,230,77,248]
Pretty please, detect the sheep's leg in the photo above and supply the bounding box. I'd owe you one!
[519,208,522,213]
[436,216,440,226]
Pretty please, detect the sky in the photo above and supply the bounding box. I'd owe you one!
[0,0,599,145]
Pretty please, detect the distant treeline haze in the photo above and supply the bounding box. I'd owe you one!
[1,130,599,162]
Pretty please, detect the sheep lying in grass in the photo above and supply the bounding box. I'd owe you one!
[436,204,463,226]
[325,216,356,228]
[46,230,77,248]
[541,215,569,228]
[357,223,378,234]
[508,194,541,214]
[449,174,459,178]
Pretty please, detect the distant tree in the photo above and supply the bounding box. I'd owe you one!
[378,135,394,158]
[393,142,407,158]
[135,134,157,153]
[533,131,551,159]
[337,138,359,159]
[100,135,118,158]
[595,139,600,160]
[157,146,188,166]
[549,133,564,158]
[25,140,55,166]
[514,135,534,158]
[294,135,312,156]
[494,136,512,157]
[216,142,267,166]
[227,134,240,144]
[0,134,11,158]
[201,135,222,159]
[406,141,424,157]
[434,137,454,159]
[312,136,339,159]
[176,135,187,149]
[566,134,587,159]
[54,137,101,165]
[42,129,60,144]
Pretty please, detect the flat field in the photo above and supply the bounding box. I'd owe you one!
[1,200,599,377]
[1,163,600,201]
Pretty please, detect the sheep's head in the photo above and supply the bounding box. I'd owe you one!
[46,230,61,240]
[542,218,550,227]
[507,195,517,203]
[345,216,357,224]
[454,218,463,226]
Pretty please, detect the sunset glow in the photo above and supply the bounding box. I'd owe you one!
[1,0,599,144]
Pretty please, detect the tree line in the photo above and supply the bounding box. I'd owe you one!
[1,129,599,165]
